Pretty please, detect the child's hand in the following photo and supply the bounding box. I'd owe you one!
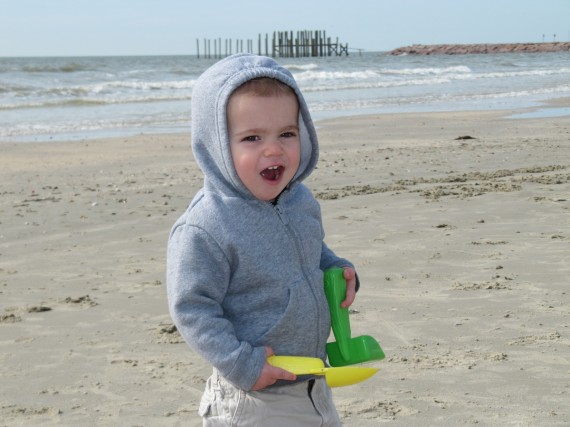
[341,267,357,308]
[251,347,296,391]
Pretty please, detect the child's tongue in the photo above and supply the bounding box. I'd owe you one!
[261,166,282,181]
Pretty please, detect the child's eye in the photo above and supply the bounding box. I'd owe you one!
[242,135,260,142]
[280,131,296,138]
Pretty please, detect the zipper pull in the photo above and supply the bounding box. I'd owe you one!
[275,205,289,225]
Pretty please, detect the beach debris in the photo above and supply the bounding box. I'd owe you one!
[61,295,98,307]
[470,240,508,245]
[435,223,455,229]
[110,358,138,367]
[26,306,52,313]
[454,135,476,140]
[0,313,22,323]
[156,322,185,344]
[509,331,561,346]
[3,405,62,417]
[159,323,178,335]
[452,281,510,291]
[485,352,508,361]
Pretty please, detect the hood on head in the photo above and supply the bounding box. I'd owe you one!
[190,54,319,199]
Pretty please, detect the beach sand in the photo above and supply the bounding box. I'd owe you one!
[1,105,569,426]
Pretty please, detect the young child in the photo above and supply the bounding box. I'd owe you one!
[167,54,358,426]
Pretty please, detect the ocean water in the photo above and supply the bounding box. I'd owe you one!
[1,52,569,142]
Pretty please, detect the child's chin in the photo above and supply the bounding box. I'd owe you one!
[258,190,281,201]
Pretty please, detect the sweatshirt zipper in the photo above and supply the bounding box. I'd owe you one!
[272,202,323,356]
[274,205,289,225]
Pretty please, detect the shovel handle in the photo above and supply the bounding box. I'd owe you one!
[324,267,352,359]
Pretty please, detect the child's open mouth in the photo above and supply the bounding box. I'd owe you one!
[260,165,284,182]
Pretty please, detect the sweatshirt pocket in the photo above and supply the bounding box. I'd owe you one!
[258,281,321,354]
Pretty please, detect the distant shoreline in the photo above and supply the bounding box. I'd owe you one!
[389,42,570,55]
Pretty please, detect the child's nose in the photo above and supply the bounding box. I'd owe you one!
[264,138,284,156]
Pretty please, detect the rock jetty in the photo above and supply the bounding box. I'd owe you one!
[389,42,570,55]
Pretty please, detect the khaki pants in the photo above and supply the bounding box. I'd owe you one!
[199,369,342,426]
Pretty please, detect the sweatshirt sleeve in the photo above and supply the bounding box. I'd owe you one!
[167,223,266,390]
[320,241,360,292]
[320,241,353,271]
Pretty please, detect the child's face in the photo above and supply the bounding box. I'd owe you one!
[227,92,301,201]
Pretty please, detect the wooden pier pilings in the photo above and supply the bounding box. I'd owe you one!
[196,30,350,59]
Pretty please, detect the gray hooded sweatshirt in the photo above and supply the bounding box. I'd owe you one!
[167,54,353,391]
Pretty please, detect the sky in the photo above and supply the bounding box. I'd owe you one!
[1,0,569,57]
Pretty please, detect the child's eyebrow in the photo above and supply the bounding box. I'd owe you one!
[233,124,299,136]
[232,127,264,136]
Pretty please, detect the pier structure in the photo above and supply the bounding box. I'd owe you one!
[196,30,350,59]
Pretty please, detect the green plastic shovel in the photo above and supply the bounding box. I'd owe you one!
[267,355,378,387]
[324,267,385,367]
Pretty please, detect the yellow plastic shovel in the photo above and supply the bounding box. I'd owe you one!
[267,355,378,387]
